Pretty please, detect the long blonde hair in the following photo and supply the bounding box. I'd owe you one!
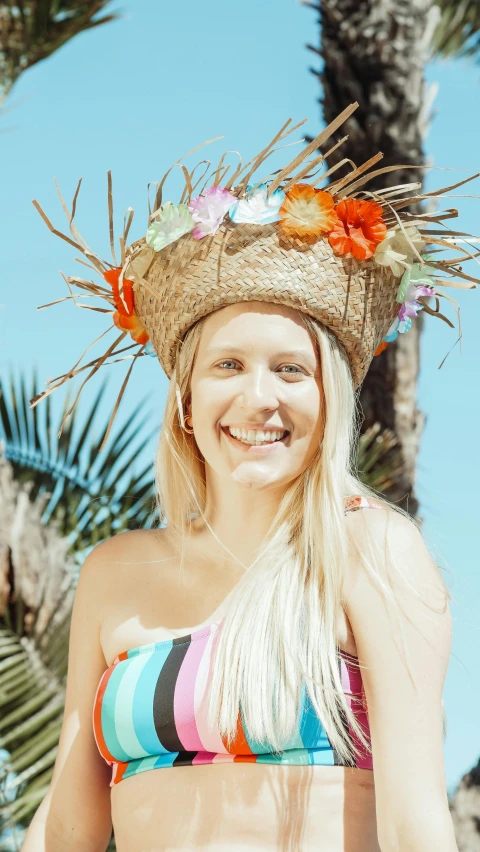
[155,308,450,764]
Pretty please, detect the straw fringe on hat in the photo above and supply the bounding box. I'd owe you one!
[31,101,480,449]
[132,225,399,388]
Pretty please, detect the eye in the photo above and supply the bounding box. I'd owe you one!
[216,360,239,370]
[215,360,306,378]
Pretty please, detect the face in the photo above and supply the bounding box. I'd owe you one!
[187,301,325,491]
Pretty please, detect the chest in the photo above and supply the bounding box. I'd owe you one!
[98,531,359,667]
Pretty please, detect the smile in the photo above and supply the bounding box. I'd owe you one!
[221,426,290,454]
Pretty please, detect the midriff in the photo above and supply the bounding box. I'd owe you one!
[110,761,379,851]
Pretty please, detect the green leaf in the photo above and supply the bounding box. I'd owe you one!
[0,372,157,557]
[431,0,480,61]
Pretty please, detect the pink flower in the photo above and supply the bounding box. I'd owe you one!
[188,186,236,239]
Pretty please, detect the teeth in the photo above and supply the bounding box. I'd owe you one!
[227,427,286,445]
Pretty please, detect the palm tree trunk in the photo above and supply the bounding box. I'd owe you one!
[309,0,441,515]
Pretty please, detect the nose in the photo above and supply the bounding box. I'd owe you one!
[238,366,281,411]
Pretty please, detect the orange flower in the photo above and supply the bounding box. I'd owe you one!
[103,267,149,345]
[328,199,387,261]
[278,184,337,241]
[112,310,149,344]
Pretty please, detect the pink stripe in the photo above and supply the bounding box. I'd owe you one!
[212,753,236,763]
[340,653,363,695]
[340,657,373,770]
[173,627,212,751]
[192,750,217,765]
[194,625,229,753]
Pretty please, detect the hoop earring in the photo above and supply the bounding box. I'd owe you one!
[184,415,195,434]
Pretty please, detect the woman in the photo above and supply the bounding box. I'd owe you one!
[23,104,474,851]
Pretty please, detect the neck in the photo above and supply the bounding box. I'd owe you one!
[190,469,290,570]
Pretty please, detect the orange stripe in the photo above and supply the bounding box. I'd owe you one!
[111,761,129,785]
[222,709,254,756]
[92,666,117,763]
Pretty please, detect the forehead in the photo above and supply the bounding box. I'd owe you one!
[198,302,314,351]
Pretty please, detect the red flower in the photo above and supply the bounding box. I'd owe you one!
[328,199,387,261]
[103,268,149,345]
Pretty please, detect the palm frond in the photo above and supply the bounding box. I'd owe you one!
[0,619,67,831]
[431,0,480,60]
[0,1,118,97]
[356,423,404,492]
[0,371,157,559]
[0,454,117,845]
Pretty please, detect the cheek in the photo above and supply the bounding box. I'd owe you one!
[191,382,225,422]
[291,388,323,427]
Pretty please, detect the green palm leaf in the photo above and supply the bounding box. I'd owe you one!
[0,371,157,561]
[356,423,403,493]
[431,0,480,60]
[0,1,118,97]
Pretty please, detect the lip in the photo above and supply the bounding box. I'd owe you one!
[221,425,290,454]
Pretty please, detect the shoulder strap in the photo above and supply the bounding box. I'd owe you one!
[344,495,384,514]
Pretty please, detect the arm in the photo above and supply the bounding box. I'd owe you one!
[344,507,457,852]
[22,543,114,851]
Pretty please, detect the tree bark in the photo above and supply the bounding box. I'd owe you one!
[311,0,440,515]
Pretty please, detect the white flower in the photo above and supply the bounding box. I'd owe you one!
[229,184,285,225]
[146,201,194,252]
[373,225,426,277]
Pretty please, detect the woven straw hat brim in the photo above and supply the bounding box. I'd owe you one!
[132,221,400,389]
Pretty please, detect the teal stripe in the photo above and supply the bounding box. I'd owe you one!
[309,748,335,765]
[115,653,151,759]
[133,642,174,754]
[127,642,161,659]
[153,752,179,768]
[243,717,304,755]
[242,685,321,755]
[299,684,331,749]
[121,754,159,780]
[257,748,310,765]
[102,663,131,763]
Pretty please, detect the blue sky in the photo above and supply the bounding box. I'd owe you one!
[0,0,479,795]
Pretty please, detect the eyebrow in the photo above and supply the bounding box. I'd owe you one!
[206,346,317,365]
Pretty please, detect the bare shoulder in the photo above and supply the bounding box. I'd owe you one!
[344,499,446,600]
[343,501,451,665]
[81,526,172,586]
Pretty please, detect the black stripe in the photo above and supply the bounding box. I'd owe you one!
[153,636,191,752]
[173,751,198,766]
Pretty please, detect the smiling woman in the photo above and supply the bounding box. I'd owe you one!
[22,106,473,851]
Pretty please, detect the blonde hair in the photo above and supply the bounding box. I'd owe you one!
[155,308,450,764]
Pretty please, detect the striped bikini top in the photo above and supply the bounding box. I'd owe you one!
[93,495,382,786]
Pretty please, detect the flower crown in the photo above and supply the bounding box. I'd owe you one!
[31,102,480,448]
[140,181,435,356]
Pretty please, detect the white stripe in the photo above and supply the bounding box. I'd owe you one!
[114,653,151,759]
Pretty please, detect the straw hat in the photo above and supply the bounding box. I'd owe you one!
[132,223,399,387]
[31,102,480,448]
